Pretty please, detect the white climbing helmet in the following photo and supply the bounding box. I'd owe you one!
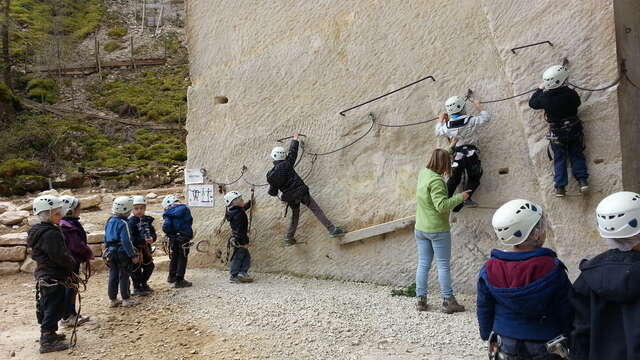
[162,195,179,209]
[132,195,147,206]
[60,195,79,216]
[445,96,466,115]
[271,146,287,161]
[542,65,569,90]
[596,191,640,239]
[112,196,133,215]
[33,195,63,216]
[492,199,543,246]
[224,191,242,207]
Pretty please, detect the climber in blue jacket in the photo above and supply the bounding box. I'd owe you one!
[477,199,573,359]
[162,195,193,288]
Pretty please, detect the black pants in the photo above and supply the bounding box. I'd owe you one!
[63,262,80,319]
[447,154,482,212]
[229,247,251,278]
[131,245,154,289]
[108,249,132,300]
[37,283,65,333]
[287,192,335,240]
[169,239,189,280]
[497,335,563,360]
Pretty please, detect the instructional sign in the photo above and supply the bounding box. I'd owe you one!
[185,168,204,184]
[187,184,214,207]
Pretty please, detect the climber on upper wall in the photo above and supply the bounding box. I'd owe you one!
[435,96,490,212]
[529,65,589,198]
[266,133,347,246]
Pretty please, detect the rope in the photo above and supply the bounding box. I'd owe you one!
[204,166,247,186]
[568,73,623,92]
[625,73,640,90]
[308,114,377,156]
[377,116,439,128]
[478,88,538,104]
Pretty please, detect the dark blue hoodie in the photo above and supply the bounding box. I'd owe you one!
[162,204,193,239]
[128,215,157,246]
[477,248,573,341]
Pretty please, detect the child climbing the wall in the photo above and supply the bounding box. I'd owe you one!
[435,97,490,212]
[267,133,347,246]
[529,64,589,198]
[224,191,254,283]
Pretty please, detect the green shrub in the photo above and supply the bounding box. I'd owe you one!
[107,25,128,39]
[26,78,58,103]
[390,283,416,297]
[0,158,44,177]
[103,40,122,53]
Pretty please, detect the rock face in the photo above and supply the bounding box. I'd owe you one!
[0,232,28,246]
[185,1,625,289]
[0,211,30,226]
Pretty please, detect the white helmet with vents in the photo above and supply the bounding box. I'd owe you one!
[162,195,179,209]
[596,191,640,239]
[271,146,287,161]
[60,195,79,216]
[492,199,543,246]
[132,195,147,206]
[445,96,466,115]
[224,191,242,207]
[112,196,133,215]
[542,65,569,90]
[33,195,63,216]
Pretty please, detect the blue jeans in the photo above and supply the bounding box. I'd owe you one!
[415,230,453,299]
[230,247,251,278]
[551,138,588,188]
[108,248,132,300]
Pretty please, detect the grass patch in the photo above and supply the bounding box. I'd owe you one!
[390,283,416,297]
[26,77,58,103]
[107,24,128,39]
[103,40,122,53]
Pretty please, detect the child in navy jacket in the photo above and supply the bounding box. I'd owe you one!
[162,195,193,288]
[223,191,253,283]
[128,195,157,296]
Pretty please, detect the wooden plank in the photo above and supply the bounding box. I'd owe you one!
[340,216,415,245]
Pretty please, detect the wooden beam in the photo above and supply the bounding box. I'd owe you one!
[340,216,415,245]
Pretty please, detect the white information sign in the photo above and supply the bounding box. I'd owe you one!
[185,168,204,184]
[187,184,214,207]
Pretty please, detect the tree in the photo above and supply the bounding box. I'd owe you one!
[1,0,10,88]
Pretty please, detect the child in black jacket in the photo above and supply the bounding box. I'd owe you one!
[128,195,157,296]
[224,191,253,283]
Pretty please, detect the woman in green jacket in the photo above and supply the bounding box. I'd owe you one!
[415,143,471,313]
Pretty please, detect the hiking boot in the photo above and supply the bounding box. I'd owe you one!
[132,288,149,297]
[415,296,429,312]
[122,298,139,307]
[174,279,193,288]
[442,296,465,314]
[167,275,177,283]
[238,273,254,283]
[61,314,90,328]
[284,238,297,247]
[463,200,478,208]
[329,227,348,237]
[555,187,566,198]
[141,283,154,292]
[52,332,66,341]
[39,333,69,354]
[109,299,122,308]
[578,179,589,193]
[229,277,241,284]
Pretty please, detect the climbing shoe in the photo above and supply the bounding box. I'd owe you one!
[329,227,348,237]
[555,187,566,198]
[122,298,140,307]
[415,296,429,312]
[39,333,69,354]
[238,273,254,283]
[442,296,465,314]
[141,283,154,292]
[167,275,176,283]
[174,279,193,288]
[578,179,589,193]
[109,299,122,308]
[132,288,149,297]
[61,314,90,328]
[463,200,478,208]
[284,238,297,247]
[51,332,66,341]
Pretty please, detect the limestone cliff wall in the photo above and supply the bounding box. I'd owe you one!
[184,0,622,290]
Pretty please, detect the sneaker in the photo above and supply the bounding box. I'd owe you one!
[415,296,429,312]
[284,238,297,247]
[442,296,465,314]
[174,279,193,288]
[329,227,348,237]
[122,298,139,307]
[238,273,254,283]
[39,333,69,354]
[61,314,90,328]
[229,277,241,284]
[109,299,122,308]
[555,187,566,198]
[52,332,66,341]
[463,200,478,208]
[132,288,149,297]
[578,179,589,193]
[141,283,154,292]
[167,275,177,283]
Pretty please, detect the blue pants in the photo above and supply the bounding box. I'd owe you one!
[229,247,251,278]
[551,138,588,188]
[37,284,65,333]
[414,230,453,298]
[108,249,132,300]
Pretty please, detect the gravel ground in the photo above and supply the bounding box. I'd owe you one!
[175,268,486,359]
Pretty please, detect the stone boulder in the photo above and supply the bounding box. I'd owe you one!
[0,232,28,246]
[87,231,105,244]
[20,257,36,273]
[0,210,30,226]
[102,194,115,204]
[154,256,170,271]
[39,189,60,197]
[17,202,32,211]
[0,246,26,261]
[145,192,158,199]
[89,244,103,257]
[0,201,16,214]
[78,195,101,209]
[0,262,20,275]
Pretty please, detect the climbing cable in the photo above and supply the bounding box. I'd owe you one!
[308,113,377,156]
[377,116,439,128]
[204,166,247,186]
[568,73,623,92]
